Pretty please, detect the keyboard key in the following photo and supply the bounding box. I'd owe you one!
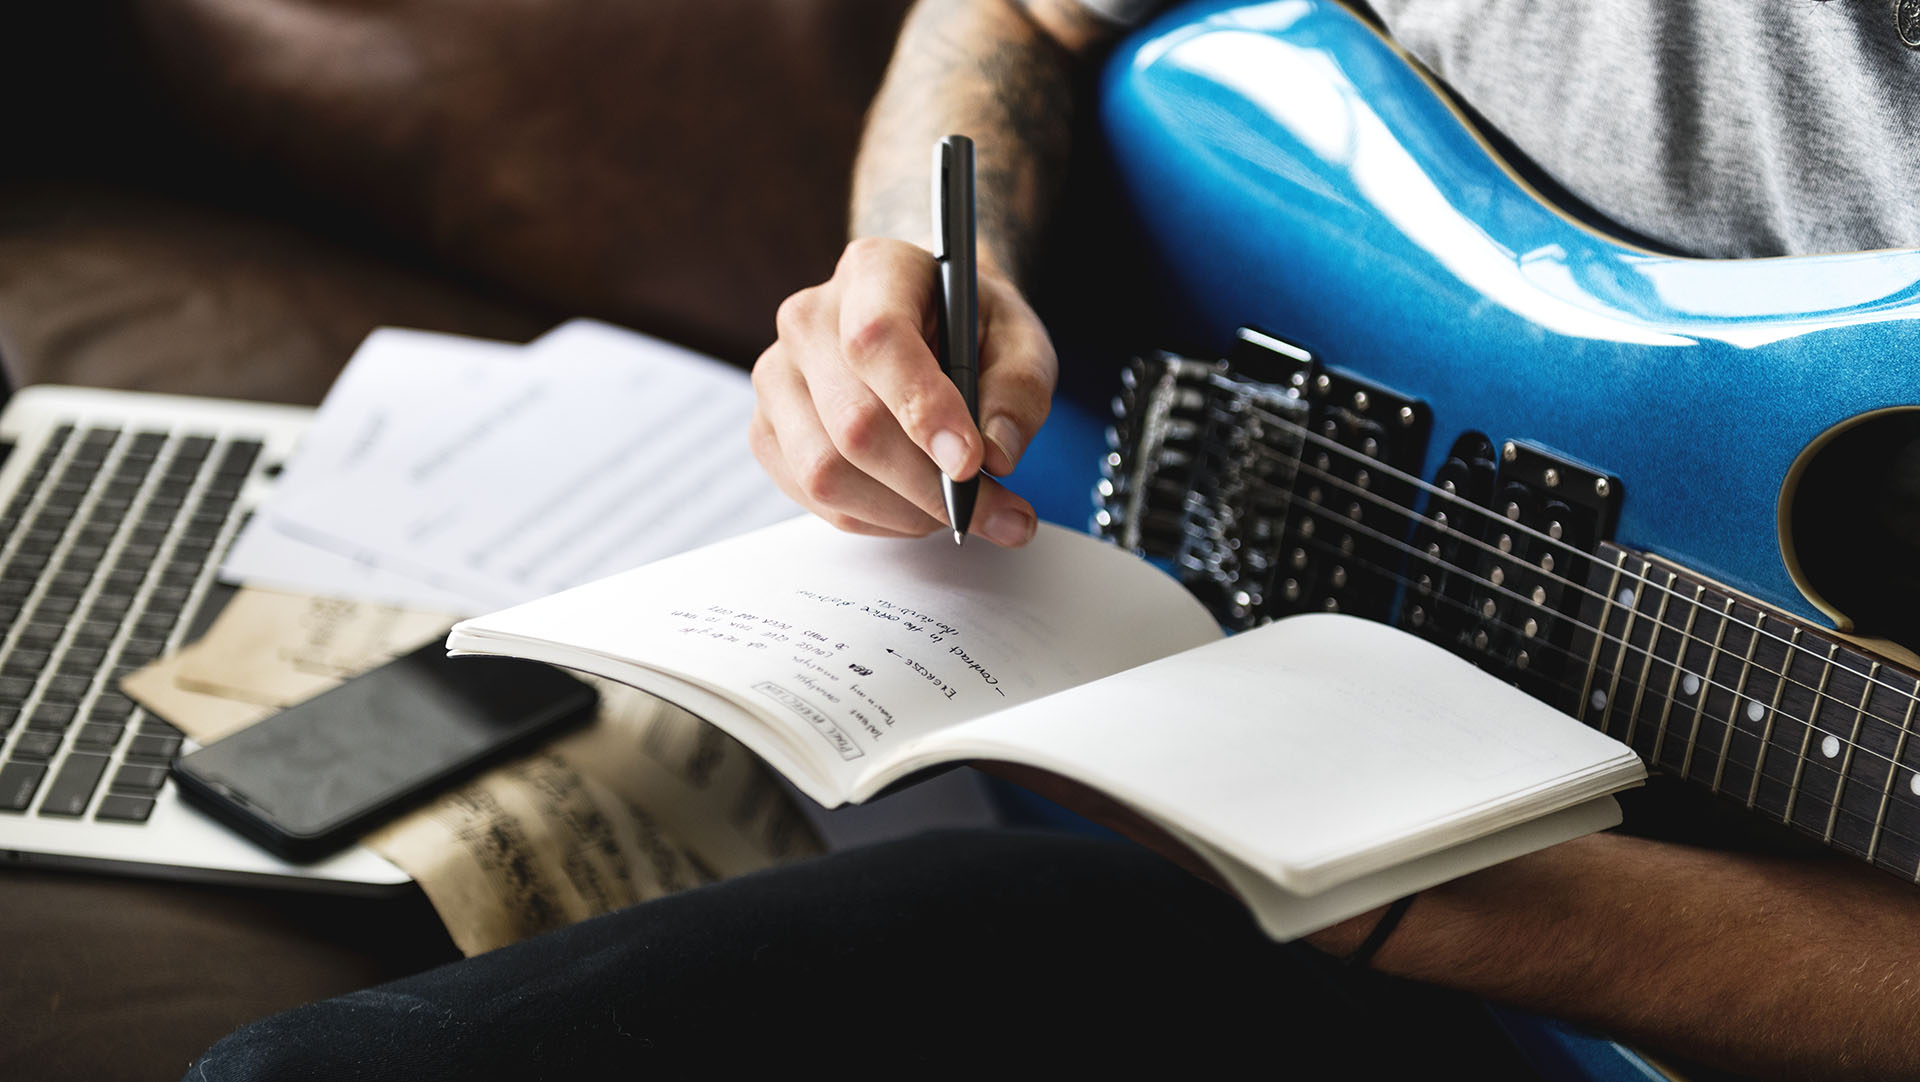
[10,731,61,761]
[27,593,78,618]
[41,675,94,704]
[58,647,107,673]
[144,585,190,614]
[74,619,122,644]
[110,762,169,793]
[84,596,132,622]
[72,722,125,750]
[126,733,182,761]
[38,752,109,816]
[2,648,52,675]
[25,703,77,732]
[79,426,121,450]
[15,623,62,648]
[0,676,37,704]
[95,793,155,823]
[0,761,47,811]
[118,639,166,665]
[215,439,262,476]
[90,692,137,722]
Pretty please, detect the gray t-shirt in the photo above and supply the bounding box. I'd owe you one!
[1083,0,1920,258]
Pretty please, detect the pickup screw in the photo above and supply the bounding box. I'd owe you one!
[1399,406,1416,427]
[1353,391,1371,412]
[1595,477,1612,498]
[1502,441,1518,462]
[1543,467,1560,488]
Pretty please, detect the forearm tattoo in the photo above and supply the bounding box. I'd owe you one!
[852,0,1104,287]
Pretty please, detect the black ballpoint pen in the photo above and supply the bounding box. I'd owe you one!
[933,135,979,545]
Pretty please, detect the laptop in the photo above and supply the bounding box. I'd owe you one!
[0,384,410,893]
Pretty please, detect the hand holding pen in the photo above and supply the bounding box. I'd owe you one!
[746,137,1058,547]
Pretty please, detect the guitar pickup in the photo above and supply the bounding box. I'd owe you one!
[1404,435,1622,709]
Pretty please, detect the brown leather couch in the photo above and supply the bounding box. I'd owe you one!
[0,3,911,1078]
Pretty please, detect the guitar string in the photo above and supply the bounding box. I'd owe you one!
[1267,522,1920,851]
[1224,389,1879,675]
[1114,376,1920,793]
[1196,391,1920,711]
[1251,477,1920,798]
[1122,416,1920,789]
[1268,442,1918,726]
[1116,367,1920,856]
[1244,450,1920,773]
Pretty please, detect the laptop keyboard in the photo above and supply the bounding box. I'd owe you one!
[0,422,260,822]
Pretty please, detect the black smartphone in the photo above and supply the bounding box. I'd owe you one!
[171,642,598,863]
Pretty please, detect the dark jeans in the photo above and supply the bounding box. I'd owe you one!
[183,829,1540,1079]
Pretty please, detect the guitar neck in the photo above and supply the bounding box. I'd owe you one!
[1570,544,1920,879]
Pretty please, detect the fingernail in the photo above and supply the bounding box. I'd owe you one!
[984,415,1025,469]
[981,508,1035,547]
[931,430,970,478]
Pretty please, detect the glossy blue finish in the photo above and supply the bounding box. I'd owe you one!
[1095,0,1920,624]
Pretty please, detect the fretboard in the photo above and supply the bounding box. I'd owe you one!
[1569,543,1920,878]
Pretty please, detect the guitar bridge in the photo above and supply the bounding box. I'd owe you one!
[1097,327,1430,629]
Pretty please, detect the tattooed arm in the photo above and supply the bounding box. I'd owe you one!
[749,0,1136,545]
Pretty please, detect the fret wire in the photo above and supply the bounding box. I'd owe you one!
[1744,626,1803,810]
[1825,661,1881,844]
[1598,560,1643,742]
[1710,613,1768,795]
[1577,553,1627,734]
[1269,452,1920,722]
[1679,599,1735,780]
[1281,523,1920,786]
[1230,406,1920,710]
[1621,567,1678,749]
[1870,691,1920,870]
[1649,584,1706,769]
[1781,642,1842,826]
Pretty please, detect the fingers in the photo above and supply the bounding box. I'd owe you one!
[835,239,984,483]
[752,338,943,538]
[752,237,1053,547]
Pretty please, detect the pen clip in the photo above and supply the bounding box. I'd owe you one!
[933,135,974,264]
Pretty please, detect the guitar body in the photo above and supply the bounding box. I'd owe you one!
[1093,0,1920,636]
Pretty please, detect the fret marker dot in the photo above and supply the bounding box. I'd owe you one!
[1590,690,1608,712]
[1910,774,1920,797]
[1747,700,1765,723]
[1681,673,1701,696]
[1821,735,1841,759]
[1617,588,1635,606]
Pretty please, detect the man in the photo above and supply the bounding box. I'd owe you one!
[746,0,1920,1078]
[188,3,1920,1078]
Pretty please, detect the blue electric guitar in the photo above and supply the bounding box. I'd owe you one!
[1021,1,1920,1077]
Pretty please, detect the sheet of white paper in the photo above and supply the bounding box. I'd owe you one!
[220,321,797,611]
[263,320,797,608]
[220,327,530,612]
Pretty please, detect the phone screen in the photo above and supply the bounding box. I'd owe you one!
[172,643,598,862]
